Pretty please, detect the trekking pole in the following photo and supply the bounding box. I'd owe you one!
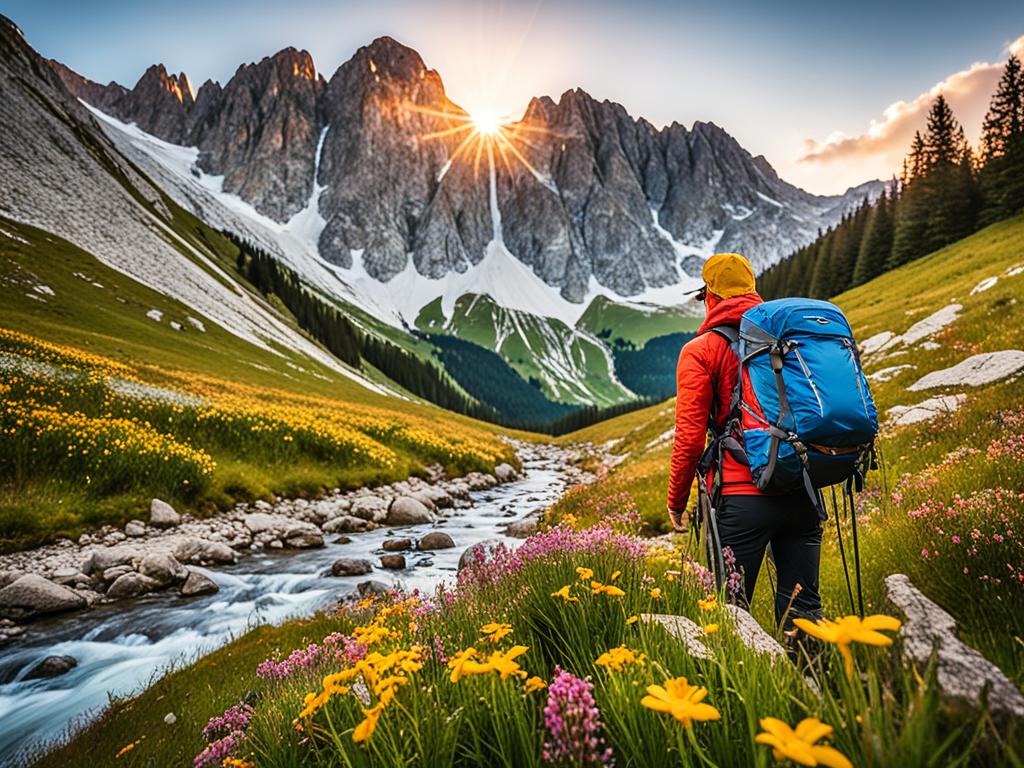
[828,487,856,615]
[845,485,865,617]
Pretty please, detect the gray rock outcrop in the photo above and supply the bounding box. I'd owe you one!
[885,574,1024,720]
[149,499,181,528]
[0,575,87,620]
[386,497,434,526]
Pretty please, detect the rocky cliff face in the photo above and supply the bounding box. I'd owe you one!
[50,36,881,305]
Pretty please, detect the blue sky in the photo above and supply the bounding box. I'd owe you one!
[6,0,1024,194]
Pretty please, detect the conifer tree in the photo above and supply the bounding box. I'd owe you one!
[980,54,1024,222]
[853,187,894,285]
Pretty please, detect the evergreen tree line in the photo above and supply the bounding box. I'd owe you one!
[612,332,695,400]
[759,54,1024,300]
[227,232,657,434]
[227,232,495,422]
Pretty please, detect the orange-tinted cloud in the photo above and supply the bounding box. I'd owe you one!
[799,34,1024,176]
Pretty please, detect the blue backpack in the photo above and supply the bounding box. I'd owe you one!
[705,298,879,511]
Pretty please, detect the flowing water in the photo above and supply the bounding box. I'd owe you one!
[0,454,571,764]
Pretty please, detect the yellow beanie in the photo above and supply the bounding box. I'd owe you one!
[702,252,755,298]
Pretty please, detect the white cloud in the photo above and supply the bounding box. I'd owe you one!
[799,34,1024,177]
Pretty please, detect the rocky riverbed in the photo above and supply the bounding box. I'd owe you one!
[0,440,599,762]
[0,442,596,642]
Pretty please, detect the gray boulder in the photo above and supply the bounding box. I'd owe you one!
[106,572,159,600]
[322,515,369,534]
[350,495,389,522]
[357,580,390,596]
[180,570,219,597]
[418,532,455,550]
[504,512,542,539]
[24,654,77,680]
[494,463,517,482]
[458,539,505,571]
[138,552,188,587]
[386,497,434,526]
[331,558,373,577]
[382,538,412,552]
[101,565,133,583]
[284,526,324,549]
[124,520,146,537]
[83,545,142,574]
[149,498,181,528]
[172,538,237,565]
[380,554,406,570]
[0,575,87,620]
[415,485,455,509]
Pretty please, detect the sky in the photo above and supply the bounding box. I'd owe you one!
[6,0,1024,195]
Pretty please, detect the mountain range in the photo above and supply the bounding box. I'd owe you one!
[1,15,881,417]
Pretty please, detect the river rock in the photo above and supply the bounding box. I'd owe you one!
[333,535,352,544]
[150,498,181,528]
[50,567,80,585]
[357,580,390,596]
[504,512,541,539]
[458,539,505,571]
[124,520,146,537]
[284,526,323,549]
[350,495,389,522]
[106,572,159,600]
[386,497,434,526]
[408,491,437,512]
[180,570,219,597]
[138,552,188,586]
[380,554,406,570]
[382,538,412,552]
[494,463,517,482]
[101,565,133,583]
[414,485,454,509]
[0,574,86,620]
[322,515,369,534]
[171,537,237,565]
[24,654,78,680]
[331,558,373,577]
[464,472,496,491]
[418,532,455,550]
[83,545,142,574]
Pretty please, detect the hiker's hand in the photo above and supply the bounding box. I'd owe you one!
[667,506,686,532]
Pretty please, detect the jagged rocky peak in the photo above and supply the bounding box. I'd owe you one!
[48,60,128,113]
[193,46,325,221]
[316,36,471,279]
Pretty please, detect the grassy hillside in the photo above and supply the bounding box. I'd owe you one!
[417,293,633,407]
[0,216,522,550]
[576,294,701,348]
[553,212,1024,678]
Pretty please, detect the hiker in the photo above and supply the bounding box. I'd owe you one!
[665,253,824,628]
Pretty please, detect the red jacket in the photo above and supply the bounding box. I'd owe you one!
[666,292,765,511]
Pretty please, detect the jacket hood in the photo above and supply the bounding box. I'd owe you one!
[697,292,763,335]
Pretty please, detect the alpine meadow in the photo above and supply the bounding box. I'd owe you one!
[0,4,1023,768]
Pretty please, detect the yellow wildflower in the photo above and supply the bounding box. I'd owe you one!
[626,615,639,625]
[698,594,718,611]
[481,622,513,643]
[524,676,547,693]
[595,645,646,672]
[115,736,145,758]
[353,702,384,743]
[611,570,622,581]
[641,676,721,728]
[551,585,579,603]
[222,760,255,768]
[793,615,902,678]
[650,587,662,599]
[755,717,853,768]
[704,624,719,635]
[447,647,492,682]
[591,581,626,597]
[487,645,529,680]
[576,566,594,581]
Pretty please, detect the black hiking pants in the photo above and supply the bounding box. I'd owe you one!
[716,493,823,628]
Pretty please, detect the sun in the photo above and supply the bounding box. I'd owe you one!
[470,110,501,136]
